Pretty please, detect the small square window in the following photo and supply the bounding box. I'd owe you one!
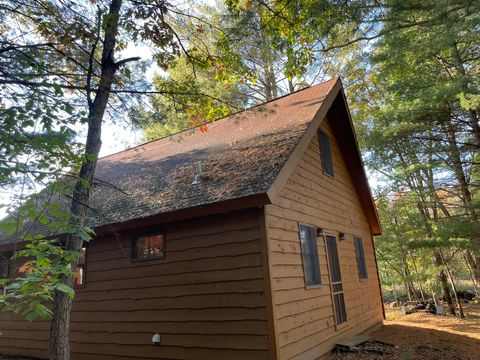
[132,233,165,261]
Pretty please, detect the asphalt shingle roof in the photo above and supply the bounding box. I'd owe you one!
[0,80,337,245]
[87,79,336,228]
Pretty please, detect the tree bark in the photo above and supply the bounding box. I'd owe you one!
[403,257,418,300]
[450,42,480,151]
[434,251,456,316]
[442,253,465,318]
[288,78,295,93]
[411,255,426,301]
[258,13,278,101]
[465,250,480,283]
[464,253,480,297]
[49,1,123,359]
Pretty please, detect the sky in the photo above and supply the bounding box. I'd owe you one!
[99,43,162,158]
[0,44,159,219]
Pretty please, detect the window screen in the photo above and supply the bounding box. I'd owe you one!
[334,293,347,324]
[299,224,321,287]
[326,235,347,325]
[326,235,342,283]
[318,130,334,177]
[133,233,165,260]
[354,237,368,279]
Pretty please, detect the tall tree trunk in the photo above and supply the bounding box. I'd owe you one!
[404,282,411,301]
[445,123,476,217]
[49,1,122,359]
[451,42,480,151]
[444,124,480,281]
[258,15,277,101]
[434,251,456,316]
[465,251,480,285]
[403,257,418,300]
[411,255,426,301]
[408,178,456,315]
[442,253,465,318]
[288,78,295,93]
[464,253,480,297]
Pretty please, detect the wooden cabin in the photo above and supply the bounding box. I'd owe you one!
[0,78,383,360]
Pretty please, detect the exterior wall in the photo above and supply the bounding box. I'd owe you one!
[0,208,271,360]
[265,118,383,359]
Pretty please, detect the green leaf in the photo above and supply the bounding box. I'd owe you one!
[55,283,75,298]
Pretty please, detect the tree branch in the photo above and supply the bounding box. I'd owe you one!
[114,56,141,68]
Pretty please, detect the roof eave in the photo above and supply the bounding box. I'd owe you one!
[334,84,382,236]
[86,192,272,237]
[0,193,271,252]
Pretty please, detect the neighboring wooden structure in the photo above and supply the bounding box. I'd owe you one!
[0,78,383,359]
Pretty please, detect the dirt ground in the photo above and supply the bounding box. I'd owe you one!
[330,303,480,360]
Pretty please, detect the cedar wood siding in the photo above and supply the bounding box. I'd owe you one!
[264,117,383,359]
[0,208,271,360]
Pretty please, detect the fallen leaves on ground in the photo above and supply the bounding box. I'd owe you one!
[330,304,480,360]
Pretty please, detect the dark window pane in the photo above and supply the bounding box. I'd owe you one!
[354,237,368,279]
[326,235,341,283]
[332,283,343,293]
[0,253,9,278]
[0,253,9,294]
[318,130,334,177]
[334,293,347,324]
[133,233,165,260]
[299,224,321,287]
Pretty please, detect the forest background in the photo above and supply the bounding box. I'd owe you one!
[0,1,478,358]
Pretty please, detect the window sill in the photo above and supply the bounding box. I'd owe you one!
[335,321,349,331]
[323,171,335,179]
[131,255,165,263]
[305,284,323,290]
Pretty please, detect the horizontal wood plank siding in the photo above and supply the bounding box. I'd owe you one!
[266,118,383,359]
[0,209,270,360]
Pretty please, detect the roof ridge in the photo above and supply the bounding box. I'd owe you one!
[98,78,336,161]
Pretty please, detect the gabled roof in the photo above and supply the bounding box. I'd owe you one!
[87,79,337,228]
[0,78,380,247]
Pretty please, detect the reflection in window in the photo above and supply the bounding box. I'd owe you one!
[74,247,86,287]
[132,233,165,260]
[299,224,321,287]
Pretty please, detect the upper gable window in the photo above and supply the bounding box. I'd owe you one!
[132,232,165,261]
[318,130,334,177]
